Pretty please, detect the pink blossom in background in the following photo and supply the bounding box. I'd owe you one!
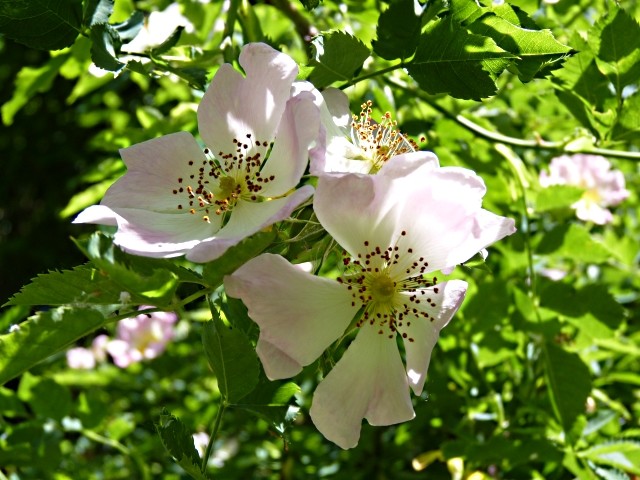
[225,154,516,448]
[66,347,96,370]
[75,42,321,262]
[539,154,629,224]
[66,334,110,370]
[106,309,178,368]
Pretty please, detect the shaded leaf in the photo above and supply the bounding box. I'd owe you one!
[156,411,209,480]
[543,342,591,433]
[372,0,422,61]
[0,307,107,385]
[151,26,184,56]
[82,0,113,27]
[114,10,144,44]
[1,53,70,126]
[0,0,82,50]
[202,309,259,403]
[308,31,370,88]
[90,22,124,72]
[202,230,276,288]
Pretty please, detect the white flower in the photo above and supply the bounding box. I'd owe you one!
[75,43,321,262]
[294,84,422,175]
[539,154,629,224]
[225,154,515,448]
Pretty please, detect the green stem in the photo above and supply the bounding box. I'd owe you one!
[201,400,227,472]
[106,288,213,325]
[387,78,640,161]
[339,62,406,90]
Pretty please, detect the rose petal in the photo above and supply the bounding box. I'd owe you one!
[259,91,320,197]
[224,253,356,379]
[187,185,313,262]
[400,279,467,395]
[309,324,415,449]
[198,43,297,158]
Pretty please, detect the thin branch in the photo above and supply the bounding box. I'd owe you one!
[387,77,640,161]
[339,62,406,90]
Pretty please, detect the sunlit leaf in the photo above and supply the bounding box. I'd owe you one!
[579,440,640,475]
[307,31,370,88]
[0,307,107,385]
[407,17,514,100]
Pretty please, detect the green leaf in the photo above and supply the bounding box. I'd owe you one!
[114,10,144,44]
[372,0,422,61]
[0,307,107,385]
[406,17,515,100]
[589,7,640,91]
[1,53,70,126]
[539,282,623,338]
[536,223,612,264]
[156,410,210,480]
[151,26,184,56]
[82,0,113,27]
[29,378,72,421]
[73,233,179,307]
[467,12,572,82]
[5,265,123,307]
[90,22,124,72]
[0,0,82,50]
[543,342,592,434]
[579,440,640,475]
[535,185,585,212]
[202,230,276,288]
[202,309,259,403]
[298,0,320,10]
[233,377,301,434]
[613,91,640,141]
[307,31,370,88]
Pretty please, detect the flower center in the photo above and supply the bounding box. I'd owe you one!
[350,100,420,173]
[171,134,277,224]
[337,231,440,341]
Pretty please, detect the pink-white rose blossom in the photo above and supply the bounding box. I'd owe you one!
[225,154,516,448]
[106,309,178,368]
[75,43,321,262]
[539,154,629,225]
[295,83,420,175]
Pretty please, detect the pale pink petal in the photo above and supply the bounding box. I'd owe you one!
[258,92,320,197]
[108,207,221,258]
[314,172,402,258]
[400,280,467,395]
[377,151,439,179]
[574,199,613,225]
[224,254,356,379]
[73,205,118,226]
[186,185,313,262]
[309,325,415,449]
[107,132,209,211]
[197,43,297,158]
[388,168,515,273]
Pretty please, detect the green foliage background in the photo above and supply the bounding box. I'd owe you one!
[1,0,639,479]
